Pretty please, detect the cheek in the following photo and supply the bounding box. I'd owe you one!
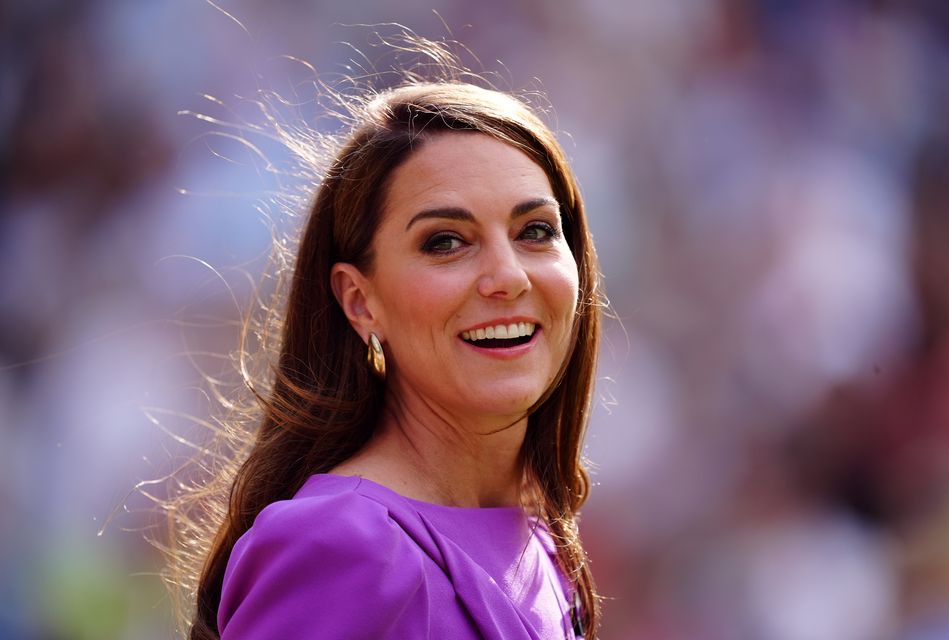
[545,256,580,318]
[378,269,463,335]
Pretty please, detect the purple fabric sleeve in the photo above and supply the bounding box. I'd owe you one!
[218,490,431,639]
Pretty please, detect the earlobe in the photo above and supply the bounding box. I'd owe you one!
[330,263,378,341]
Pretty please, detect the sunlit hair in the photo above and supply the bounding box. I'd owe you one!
[166,35,604,640]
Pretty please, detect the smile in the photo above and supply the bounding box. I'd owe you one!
[461,322,536,348]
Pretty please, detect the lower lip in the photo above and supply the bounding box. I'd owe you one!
[459,329,540,358]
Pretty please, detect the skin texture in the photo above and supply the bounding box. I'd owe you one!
[331,132,580,507]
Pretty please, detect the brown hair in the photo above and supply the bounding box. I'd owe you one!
[175,72,603,639]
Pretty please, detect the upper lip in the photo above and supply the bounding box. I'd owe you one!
[459,316,540,334]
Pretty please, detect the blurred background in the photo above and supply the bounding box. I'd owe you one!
[2,0,948,638]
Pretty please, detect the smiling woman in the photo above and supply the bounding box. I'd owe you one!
[172,43,604,640]
[332,133,579,432]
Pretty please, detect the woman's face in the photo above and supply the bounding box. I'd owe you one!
[363,132,579,424]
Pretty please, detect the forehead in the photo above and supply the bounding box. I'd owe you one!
[382,132,554,218]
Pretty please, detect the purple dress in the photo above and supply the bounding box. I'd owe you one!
[218,474,581,639]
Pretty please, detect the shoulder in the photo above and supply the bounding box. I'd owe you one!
[230,475,403,562]
[218,475,429,639]
[528,517,559,557]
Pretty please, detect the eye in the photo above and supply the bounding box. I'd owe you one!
[519,221,559,243]
[421,232,466,254]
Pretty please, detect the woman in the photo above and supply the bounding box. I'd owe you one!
[183,78,603,639]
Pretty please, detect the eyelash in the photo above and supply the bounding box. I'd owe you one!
[421,232,466,254]
[420,222,561,255]
[520,221,559,243]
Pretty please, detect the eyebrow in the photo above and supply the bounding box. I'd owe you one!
[404,196,560,231]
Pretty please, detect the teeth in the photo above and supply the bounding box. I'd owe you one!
[461,322,536,342]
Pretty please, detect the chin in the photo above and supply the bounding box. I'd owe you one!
[467,386,546,420]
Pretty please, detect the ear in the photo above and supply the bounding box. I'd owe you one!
[330,262,380,342]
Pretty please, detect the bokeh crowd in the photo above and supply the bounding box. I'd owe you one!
[2,1,947,638]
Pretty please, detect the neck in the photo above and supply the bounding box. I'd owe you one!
[338,386,529,508]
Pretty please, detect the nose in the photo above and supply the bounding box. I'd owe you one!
[476,240,531,300]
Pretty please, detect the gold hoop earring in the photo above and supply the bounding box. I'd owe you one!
[367,333,386,380]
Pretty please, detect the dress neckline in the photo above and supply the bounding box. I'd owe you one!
[310,472,528,515]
